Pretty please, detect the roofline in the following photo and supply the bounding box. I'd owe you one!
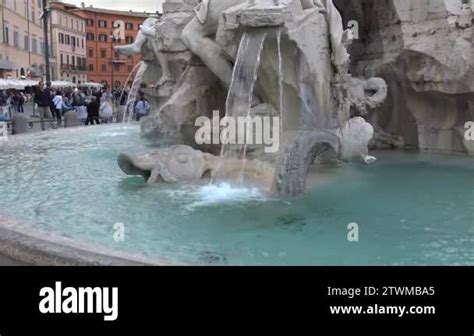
[49,3,85,20]
[70,7,153,18]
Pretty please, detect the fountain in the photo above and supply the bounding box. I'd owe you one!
[0,0,473,266]
[117,0,389,195]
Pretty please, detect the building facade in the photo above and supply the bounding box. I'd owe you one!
[0,0,48,79]
[49,1,87,84]
[72,5,150,87]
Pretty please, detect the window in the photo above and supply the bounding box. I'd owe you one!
[125,22,133,30]
[125,36,133,44]
[65,35,70,45]
[81,39,84,49]
[32,38,37,53]
[3,27,9,44]
[89,64,94,71]
[40,42,45,55]
[31,10,35,24]
[59,33,64,44]
[60,54,64,66]
[98,20,107,28]
[99,34,108,42]
[101,64,107,72]
[86,33,94,41]
[59,15,62,26]
[24,35,29,51]
[100,49,107,58]
[71,36,76,47]
[114,64,120,72]
[66,55,69,65]
[86,19,94,26]
[88,49,93,57]
[13,31,19,48]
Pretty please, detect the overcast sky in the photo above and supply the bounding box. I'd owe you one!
[68,0,164,13]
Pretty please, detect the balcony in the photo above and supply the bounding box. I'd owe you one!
[60,64,87,72]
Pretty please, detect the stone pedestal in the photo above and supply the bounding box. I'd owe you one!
[63,111,81,128]
[11,114,28,135]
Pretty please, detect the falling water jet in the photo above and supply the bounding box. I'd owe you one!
[117,61,143,118]
[277,28,284,148]
[239,31,267,184]
[213,30,267,185]
[123,61,149,123]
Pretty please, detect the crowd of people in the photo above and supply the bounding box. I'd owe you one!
[0,82,151,129]
[0,90,32,118]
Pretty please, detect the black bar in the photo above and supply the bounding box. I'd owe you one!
[0,267,472,334]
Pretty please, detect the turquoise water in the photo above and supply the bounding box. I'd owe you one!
[0,125,473,265]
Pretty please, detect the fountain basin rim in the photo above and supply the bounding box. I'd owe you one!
[0,219,176,266]
[0,123,139,143]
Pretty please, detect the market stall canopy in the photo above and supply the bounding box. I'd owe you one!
[51,81,77,88]
[0,59,18,71]
[0,79,40,90]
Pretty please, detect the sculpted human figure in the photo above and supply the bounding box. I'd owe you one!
[115,17,174,87]
[181,0,352,88]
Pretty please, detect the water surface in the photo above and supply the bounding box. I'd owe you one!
[0,125,473,265]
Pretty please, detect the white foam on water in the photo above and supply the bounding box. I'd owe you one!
[181,183,266,209]
[98,131,131,138]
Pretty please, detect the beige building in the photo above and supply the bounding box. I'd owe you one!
[49,1,87,84]
[0,0,47,79]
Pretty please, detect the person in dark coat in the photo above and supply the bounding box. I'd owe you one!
[86,96,100,125]
[33,81,54,130]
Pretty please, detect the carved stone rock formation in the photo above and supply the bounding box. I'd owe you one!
[118,145,218,183]
[336,0,473,154]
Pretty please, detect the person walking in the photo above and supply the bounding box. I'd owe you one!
[52,91,66,127]
[17,92,25,113]
[99,98,113,124]
[135,94,150,121]
[33,82,54,131]
[85,96,100,125]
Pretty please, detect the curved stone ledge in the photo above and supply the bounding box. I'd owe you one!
[0,226,172,266]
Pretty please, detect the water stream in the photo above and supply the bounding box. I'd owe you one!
[123,61,148,123]
[218,30,268,183]
[277,28,284,145]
